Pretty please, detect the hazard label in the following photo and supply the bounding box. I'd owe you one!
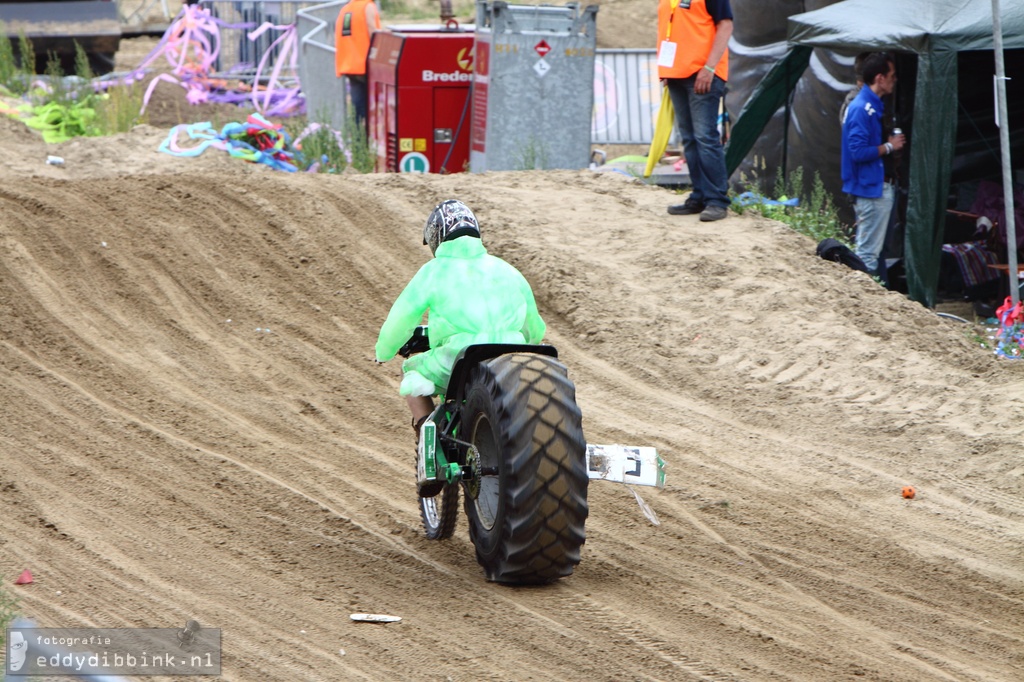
[533,58,551,78]
[534,40,550,57]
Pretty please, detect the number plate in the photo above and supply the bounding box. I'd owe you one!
[586,444,665,488]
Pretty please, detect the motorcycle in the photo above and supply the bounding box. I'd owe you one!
[398,326,589,585]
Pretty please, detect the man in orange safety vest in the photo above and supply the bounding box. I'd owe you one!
[658,0,733,222]
[335,0,381,127]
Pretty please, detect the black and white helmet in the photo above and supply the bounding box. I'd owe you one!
[423,199,480,255]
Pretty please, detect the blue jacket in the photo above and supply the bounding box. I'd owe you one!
[841,85,885,198]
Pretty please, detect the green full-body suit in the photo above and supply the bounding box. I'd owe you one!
[375,237,546,396]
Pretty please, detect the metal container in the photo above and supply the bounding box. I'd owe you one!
[470,1,598,172]
[367,25,476,173]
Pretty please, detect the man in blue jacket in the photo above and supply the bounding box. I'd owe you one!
[376,200,546,439]
[842,52,906,276]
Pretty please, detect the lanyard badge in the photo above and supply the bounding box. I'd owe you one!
[665,0,692,39]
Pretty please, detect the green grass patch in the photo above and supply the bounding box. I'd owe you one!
[380,0,474,20]
[0,27,35,95]
[731,162,851,245]
[95,82,149,135]
[0,576,20,649]
[4,32,146,140]
[342,110,374,173]
[513,135,550,171]
[289,109,375,174]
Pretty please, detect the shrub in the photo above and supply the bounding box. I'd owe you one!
[731,163,851,245]
[0,578,19,649]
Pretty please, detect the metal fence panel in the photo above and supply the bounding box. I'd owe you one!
[198,0,316,79]
[592,48,668,146]
[297,0,349,129]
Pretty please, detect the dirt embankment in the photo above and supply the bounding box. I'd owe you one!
[0,124,1021,680]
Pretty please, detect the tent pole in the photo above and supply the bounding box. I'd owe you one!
[782,57,790,186]
[992,0,1019,306]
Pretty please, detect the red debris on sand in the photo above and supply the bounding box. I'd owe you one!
[14,569,33,585]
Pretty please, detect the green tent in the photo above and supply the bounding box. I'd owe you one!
[726,0,1024,307]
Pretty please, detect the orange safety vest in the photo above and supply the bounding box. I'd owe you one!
[656,0,729,81]
[335,0,380,77]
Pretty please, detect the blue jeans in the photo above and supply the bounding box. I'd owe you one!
[348,75,368,127]
[854,183,896,274]
[666,76,730,208]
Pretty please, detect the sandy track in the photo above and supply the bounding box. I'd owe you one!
[0,143,1022,681]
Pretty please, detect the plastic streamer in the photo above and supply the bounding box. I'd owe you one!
[246,22,303,117]
[139,5,303,117]
[23,100,99,143]
[140,5,230,112]
[733,191,801,207]
[993,296,1024,359]
[159,113,301,172]
[157,114,359,173]
[629,487,660,526]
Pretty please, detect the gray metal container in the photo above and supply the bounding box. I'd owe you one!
[470,1,598,172]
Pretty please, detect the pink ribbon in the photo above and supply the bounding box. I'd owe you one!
[247,22,303,117]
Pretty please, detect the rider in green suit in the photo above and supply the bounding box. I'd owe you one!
[375,200,546,436]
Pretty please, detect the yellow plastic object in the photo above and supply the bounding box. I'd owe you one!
[644,86,675,178]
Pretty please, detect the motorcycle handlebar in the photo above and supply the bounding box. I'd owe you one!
[398,325,430,358]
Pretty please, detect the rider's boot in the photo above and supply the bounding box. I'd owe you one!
[413,414,428,447]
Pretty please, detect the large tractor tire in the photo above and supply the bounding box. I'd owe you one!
[462,353,588,584]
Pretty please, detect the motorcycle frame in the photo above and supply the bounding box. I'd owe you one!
[432,343,560,484]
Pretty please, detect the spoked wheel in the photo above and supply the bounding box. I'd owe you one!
[419,482,459,540]
[462,353,589,584]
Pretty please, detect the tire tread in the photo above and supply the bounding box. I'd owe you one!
[464,353,588,584]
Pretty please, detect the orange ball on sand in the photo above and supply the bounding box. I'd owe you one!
[901,486,916,499]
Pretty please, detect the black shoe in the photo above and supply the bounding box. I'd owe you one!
[973,299,997,319]
[699,205,729,222]
[667,197,705,215]
[417,478,444,498]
